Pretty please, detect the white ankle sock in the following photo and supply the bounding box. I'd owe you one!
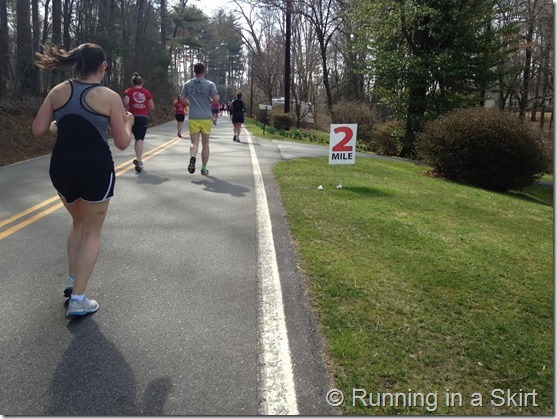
[71,294,85,301]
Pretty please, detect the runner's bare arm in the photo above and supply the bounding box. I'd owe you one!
[110,92,133,150]
[31,94,54,137]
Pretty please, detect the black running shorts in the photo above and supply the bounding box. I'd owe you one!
[132,115,149,140]
[232,113,244,124]
[50,170,115,204]
[175,114,185,122]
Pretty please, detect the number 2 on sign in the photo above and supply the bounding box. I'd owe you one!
[332,126,353,152]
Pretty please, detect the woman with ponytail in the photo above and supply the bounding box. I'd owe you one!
[32,43,134,317]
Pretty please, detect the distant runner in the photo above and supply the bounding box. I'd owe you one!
[173,95,188,138]
[179,62,219,176]
[230,91,246,143]
[123,72,154,172]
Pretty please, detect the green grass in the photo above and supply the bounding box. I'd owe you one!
[541,173,554,183]
[272,157,553,415]
[244,118,330,145]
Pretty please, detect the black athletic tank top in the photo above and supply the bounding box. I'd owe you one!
[50,80,113,175]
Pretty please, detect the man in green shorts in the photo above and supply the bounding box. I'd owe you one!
[179,62,219,175]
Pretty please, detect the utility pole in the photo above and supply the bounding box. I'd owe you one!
[284,0,291,113]
[250,52,254,117]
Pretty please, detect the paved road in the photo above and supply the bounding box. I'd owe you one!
[0,116,338,415]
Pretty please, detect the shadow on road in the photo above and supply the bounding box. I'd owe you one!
[191,176,250,197]
[135,171,171,185]
[45,318,172,415]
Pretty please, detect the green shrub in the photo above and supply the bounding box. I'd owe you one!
[332,101,377,151]
[269,105,294,130]
[278,129,304,140]
[416,107,550,191]
[370,120,405,156]
[257,109,270,125]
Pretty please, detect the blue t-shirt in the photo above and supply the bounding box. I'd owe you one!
[180,77,218,120]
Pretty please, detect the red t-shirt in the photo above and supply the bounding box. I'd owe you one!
[124,86,153,116]
[174,101,186,115]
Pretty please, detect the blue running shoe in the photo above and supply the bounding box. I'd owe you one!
[66,297,99,317]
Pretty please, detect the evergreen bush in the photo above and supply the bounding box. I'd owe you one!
[416,107,550,191]
[371,120,405,156]
[269,105,293,130]
[257,109,270,125]
[332,101,377,150]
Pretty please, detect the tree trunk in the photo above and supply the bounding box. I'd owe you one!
[31,0,40,94]
[63,0,72,49]
[40,0,50,45]
[52,0,61,44]
[160,0,167,49]
[0,0,10,97]
[403,83,427,157]
[16,0,33,98]
[319,40,334,119]
[519,0,537,119]
[540,44,550,131]
[134,0,146,71]
[120,0,131,84]
[284,0,291,113]
[50,0,62,86]
[402,25,430,158]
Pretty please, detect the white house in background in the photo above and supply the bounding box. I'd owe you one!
[259,97,315,124]
[483,95,497,109]
[482,87,554,113]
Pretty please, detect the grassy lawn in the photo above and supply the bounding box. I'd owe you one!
[244,118,330,145]
[271,156,553,415]
[541,173,554,183]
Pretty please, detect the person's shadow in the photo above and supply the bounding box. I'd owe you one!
[191,175,250,197]
[135,171,170,186]
[44,318,172,415]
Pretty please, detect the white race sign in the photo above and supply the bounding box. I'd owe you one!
[329,124,357,165]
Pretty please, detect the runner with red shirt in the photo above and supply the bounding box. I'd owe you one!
[123,72,154,172]
[211,100,220,126]
[173,95,188,138]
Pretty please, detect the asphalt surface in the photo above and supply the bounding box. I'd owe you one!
[0,116,339,415]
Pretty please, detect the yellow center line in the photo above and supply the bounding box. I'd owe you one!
[0,195,60,229]
[115,137,182,176]
[0,202,64,240]
[0,136,184,241]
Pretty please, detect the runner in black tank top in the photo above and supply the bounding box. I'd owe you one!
[49,79,115,203]
[32,43,133,318]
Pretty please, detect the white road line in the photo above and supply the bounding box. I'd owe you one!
[246,129,299,415]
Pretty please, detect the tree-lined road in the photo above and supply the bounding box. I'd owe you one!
[0,117,337,415]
